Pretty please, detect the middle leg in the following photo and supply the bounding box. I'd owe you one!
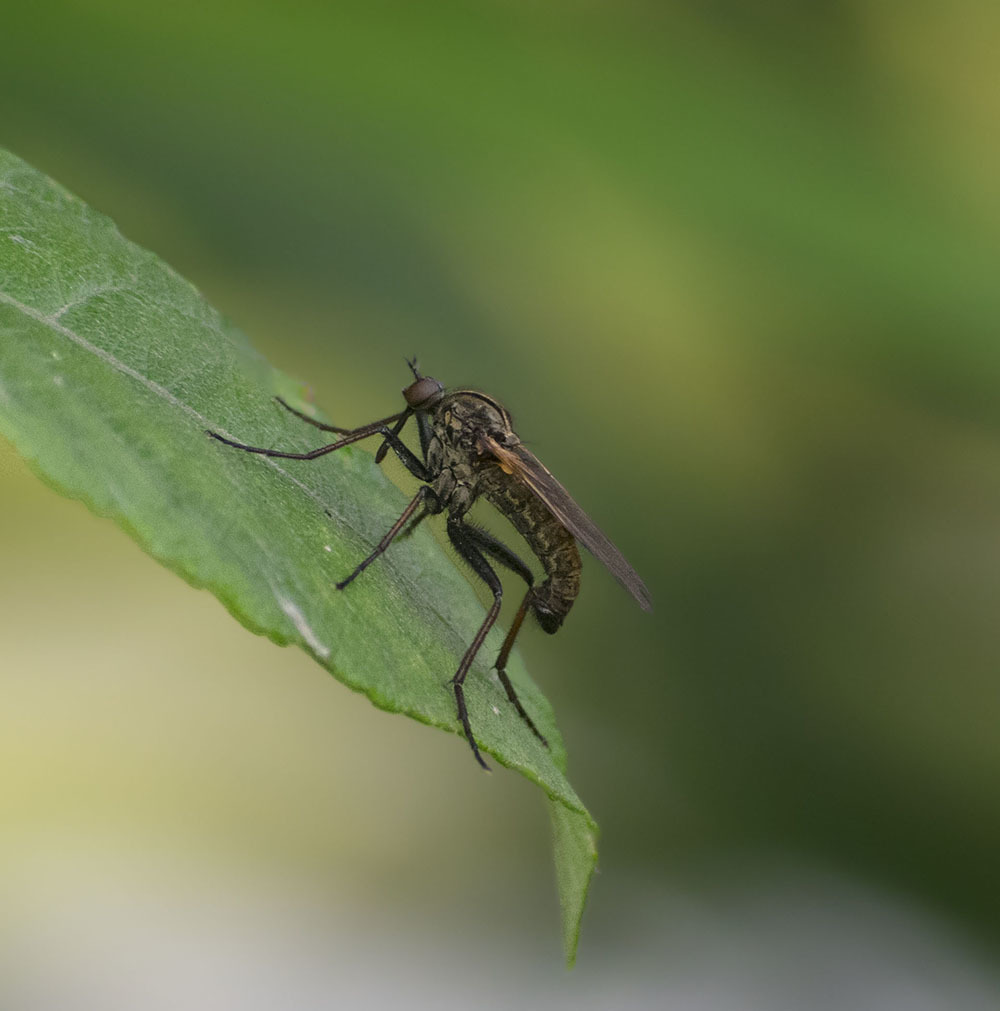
[337,485,439,590]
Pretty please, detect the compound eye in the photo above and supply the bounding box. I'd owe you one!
[403,376,444,409]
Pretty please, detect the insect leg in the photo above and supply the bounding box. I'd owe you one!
[461,525,533,584]
[276,396,408,436]
[414,410,434,463]
[337,486,439,590]
[207,411,422,466]
[461,527,548,748]
[375,412,413,464]
[375,428,433,482]
[446,519,506,770]
[206,417,402,461]
[488,594,547,743]
[396,505,430,540]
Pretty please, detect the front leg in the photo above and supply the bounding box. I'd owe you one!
[208,420,395,461]
[375,425,433,482]
[276,396,406,436]
[208,415,428,473]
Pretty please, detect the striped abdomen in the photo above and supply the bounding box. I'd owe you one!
[478,465,581,632]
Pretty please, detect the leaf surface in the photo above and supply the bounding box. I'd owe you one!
[0,149,597,963]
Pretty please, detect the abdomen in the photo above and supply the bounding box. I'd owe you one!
[479,466,581,632]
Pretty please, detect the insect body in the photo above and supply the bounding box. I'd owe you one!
[209,362,651,769]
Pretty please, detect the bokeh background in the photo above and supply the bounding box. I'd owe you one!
[3,2,1000,1007]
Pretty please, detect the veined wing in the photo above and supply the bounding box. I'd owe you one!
[480,435,652,611]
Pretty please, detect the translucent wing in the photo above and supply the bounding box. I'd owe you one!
[480,435,652,611]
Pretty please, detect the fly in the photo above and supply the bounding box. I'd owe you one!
[209,361,652,769]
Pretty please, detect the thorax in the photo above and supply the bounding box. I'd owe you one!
[425,390,513,517]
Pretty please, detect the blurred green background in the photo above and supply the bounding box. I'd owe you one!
[3,2,1000,1007]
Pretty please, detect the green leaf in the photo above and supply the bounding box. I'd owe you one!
[0,148,597,963]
